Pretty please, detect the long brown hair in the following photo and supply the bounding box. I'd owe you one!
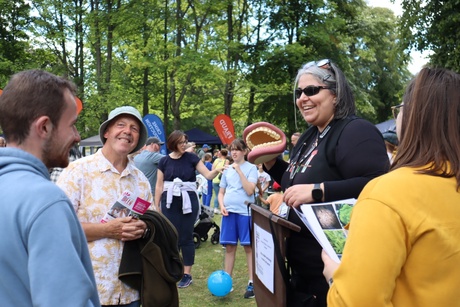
[392,67,460,190]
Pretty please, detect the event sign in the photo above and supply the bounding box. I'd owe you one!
[213,114,235,145]
[143,114,167,154]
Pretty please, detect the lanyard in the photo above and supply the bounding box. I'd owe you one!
[288,125,331,180]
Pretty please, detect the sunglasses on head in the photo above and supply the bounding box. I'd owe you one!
[303,59,332,70]
[295,85,330,99]
[303,58,335,81]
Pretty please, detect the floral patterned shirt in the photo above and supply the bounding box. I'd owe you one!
[57,150,153,305]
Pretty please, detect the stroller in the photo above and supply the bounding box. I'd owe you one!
[193,204,220,248]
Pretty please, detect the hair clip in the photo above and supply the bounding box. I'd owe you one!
[323,74,332,81]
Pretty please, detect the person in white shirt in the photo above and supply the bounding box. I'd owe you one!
[255,163,271,207]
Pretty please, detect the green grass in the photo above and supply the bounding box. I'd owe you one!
[178,213,257,307]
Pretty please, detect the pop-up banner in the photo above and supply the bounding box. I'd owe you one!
[143,114,167,154]
[75,96,83,115]
[213,114,235,146]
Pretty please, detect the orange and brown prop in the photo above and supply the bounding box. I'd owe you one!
[243,122,286,164]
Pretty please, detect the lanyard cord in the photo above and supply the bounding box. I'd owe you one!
[288,124,332,181]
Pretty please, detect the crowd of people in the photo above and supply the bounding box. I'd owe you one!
[1,62,459,306]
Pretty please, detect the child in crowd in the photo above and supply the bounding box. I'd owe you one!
[202,153,213,206]
[255,163,271,207]
[260,181,284,215]
[218,139,258,299]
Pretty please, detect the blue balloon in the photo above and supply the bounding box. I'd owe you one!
[207,270,233,297]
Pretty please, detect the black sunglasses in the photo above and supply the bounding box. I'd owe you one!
[303,59,332,70]
[303,59,335,81]
[295,85,331,99]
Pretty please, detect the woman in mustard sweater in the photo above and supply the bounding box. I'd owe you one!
[322,67,460,307]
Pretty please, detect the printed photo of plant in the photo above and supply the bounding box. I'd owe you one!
[324,229,347,258]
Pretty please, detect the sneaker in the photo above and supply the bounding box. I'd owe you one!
[214,208,220,214]
[243,282,254,299]
[178,274,193,288]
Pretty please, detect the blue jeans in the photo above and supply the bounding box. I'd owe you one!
[212,182,220,209]
[202,180,213,206]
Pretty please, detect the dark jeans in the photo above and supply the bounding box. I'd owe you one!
[161,192,199,266]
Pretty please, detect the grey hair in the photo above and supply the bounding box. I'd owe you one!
[293,61,356,121]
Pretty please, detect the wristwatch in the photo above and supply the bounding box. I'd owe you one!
[312,183,323,203]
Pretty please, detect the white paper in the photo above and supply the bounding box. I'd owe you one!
[297,198,357,263]
[254,223,274,293]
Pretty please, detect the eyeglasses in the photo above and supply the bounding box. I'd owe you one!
[391,104,404,119]
[178,141,187,145]
[295,85,331,99]
[303,59,335,79]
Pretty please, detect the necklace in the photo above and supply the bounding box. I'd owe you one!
[288,125,332,180]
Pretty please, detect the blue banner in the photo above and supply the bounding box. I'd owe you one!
[143,114,167,154]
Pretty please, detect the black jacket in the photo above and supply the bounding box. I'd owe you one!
[119,210,183,307]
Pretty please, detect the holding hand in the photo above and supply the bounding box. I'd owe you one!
[321,250,340,285]
[283,184,314,207]
[232,163,241,173]
[106,216,147,241]
[243,122,287,164]
[216,164,228,173]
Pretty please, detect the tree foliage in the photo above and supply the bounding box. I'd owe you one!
[0,0,413,139]
[0,0,31,84]
[399,0,460,72]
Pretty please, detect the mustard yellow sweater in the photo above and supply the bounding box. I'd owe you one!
[328,166,460,307]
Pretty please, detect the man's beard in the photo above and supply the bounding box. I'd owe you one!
[42,132,70,169]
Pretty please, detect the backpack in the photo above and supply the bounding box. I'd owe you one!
[119,210,184,307]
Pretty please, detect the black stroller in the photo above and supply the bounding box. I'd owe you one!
[193,205,220,248]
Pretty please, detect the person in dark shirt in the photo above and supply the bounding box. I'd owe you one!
[263,59,389,306]
[155,131,224,289]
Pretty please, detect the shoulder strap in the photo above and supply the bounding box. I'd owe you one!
[325,116,358,174]
[290,126,316,159]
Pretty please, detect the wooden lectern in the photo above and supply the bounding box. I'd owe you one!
[250,204,300,306]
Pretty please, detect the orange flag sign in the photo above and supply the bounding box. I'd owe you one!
[213,114,235,145]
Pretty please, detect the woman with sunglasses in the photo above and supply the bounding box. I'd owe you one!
[263,59,389,306]
[323,67,460,306]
